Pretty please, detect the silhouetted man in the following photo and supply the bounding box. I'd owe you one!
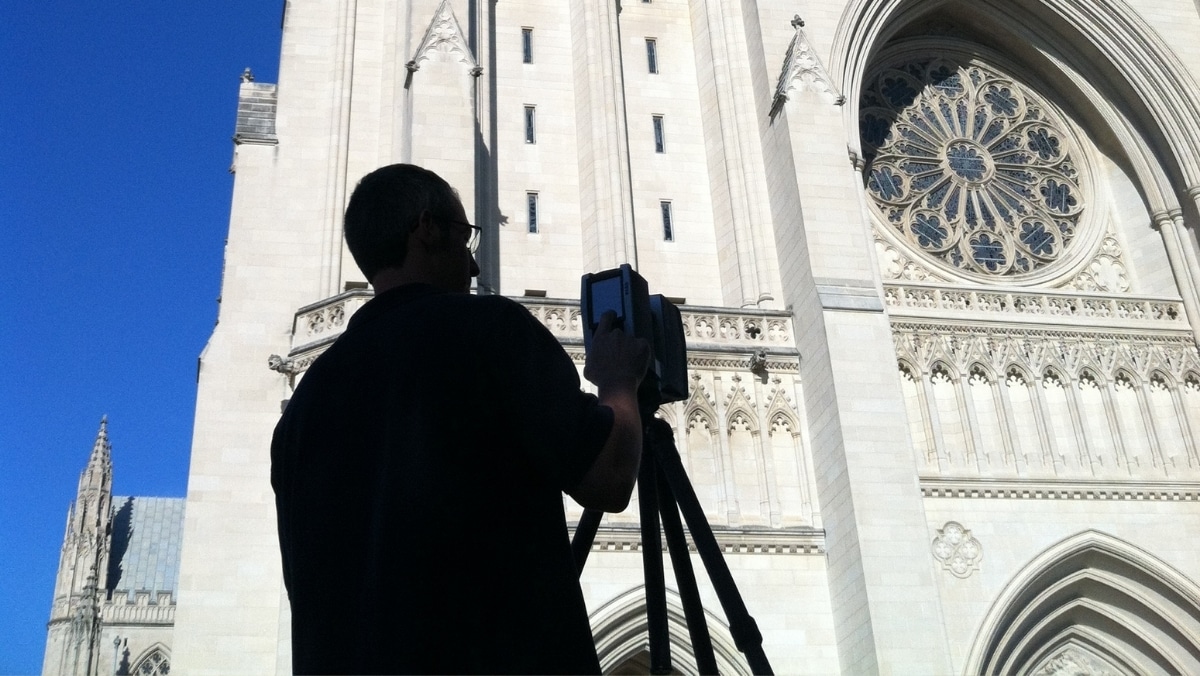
[272,164,649,674]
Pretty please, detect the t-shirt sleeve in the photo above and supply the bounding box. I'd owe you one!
[486,298,613,493]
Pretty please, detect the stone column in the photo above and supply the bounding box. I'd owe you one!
[570,0,637,270]
[1155,211,1200,346]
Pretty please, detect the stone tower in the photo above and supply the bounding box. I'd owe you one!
[43,419,113,676]
[42,421,185,676]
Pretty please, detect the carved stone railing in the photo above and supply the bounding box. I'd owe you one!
[884,282,1189,333]
[519,297,796,351]
[278,292,799,376]
[101,591,175,625]
[290,289,374,353]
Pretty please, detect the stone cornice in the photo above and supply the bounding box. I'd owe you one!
[921,477,1200,501]
[885,283,1189,335]
[579,525,825,555]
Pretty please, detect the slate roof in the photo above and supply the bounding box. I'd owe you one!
[105,496,186,601]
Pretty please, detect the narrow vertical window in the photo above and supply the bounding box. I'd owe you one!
[524,106,536,143]
[527,192,539,233]
[661,201,674,241]
[653,115,665,153]
[646,39,658,74]
[522,28,533,64]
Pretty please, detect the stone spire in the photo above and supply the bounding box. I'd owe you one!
[79,416,113,496]
[44,417,115,676]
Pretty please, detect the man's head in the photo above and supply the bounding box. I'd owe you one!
[344,164,479,292]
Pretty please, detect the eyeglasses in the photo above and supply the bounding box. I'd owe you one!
[442,219,482,255]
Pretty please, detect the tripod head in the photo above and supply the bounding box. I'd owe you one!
[581,265,688,409]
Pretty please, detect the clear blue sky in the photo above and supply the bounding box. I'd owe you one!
[1,3,282,673]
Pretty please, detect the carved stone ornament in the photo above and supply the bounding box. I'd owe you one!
[892,321,1200,386]
[875,231,947,282]
[1029,646,1125,676]
[932,521,982,578]
[410,0,478,70]
[772,15,843,111]
[1066,231,1130,293]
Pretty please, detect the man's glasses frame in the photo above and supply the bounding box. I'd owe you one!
[442,219,482,255]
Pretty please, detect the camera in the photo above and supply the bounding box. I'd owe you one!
[581,264,688,407]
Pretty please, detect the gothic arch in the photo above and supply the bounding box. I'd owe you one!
[725,405,759,434]
[127,644,171,676]
[834,0,1200,190]
[899,358,922,380]
[964,530,1200,675]
[930,360,961,383]
[767,406,800,436]
[1148,369,1176,390]
[1003,364,1035,385]
[1041,365,1067,384]
[967,362,997,384]
[1112,367,1142,388]
[589,586,751,676]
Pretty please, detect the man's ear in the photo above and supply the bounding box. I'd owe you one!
[411,209,439,249]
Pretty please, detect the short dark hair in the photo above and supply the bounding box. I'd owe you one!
[343,164,461,281]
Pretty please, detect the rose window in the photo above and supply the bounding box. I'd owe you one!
[860,57,1086,278]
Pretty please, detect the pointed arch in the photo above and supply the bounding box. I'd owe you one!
[129,644,171,676]
[683,383,719,434]
[834,0,1200,187]
[724,402,759,435]
[967,362,997,385]
[589,586,751,676]
[930,360,961,383]
[965,530,1200,675]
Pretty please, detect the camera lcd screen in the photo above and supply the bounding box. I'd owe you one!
[589,276,624,327]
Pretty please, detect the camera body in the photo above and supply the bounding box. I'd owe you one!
[581,264,688,406]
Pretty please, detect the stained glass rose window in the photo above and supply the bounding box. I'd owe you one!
[860,57,1086,278]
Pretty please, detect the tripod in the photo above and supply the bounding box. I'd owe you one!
[571,405,774,675]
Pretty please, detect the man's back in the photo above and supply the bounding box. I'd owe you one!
[272,284,610,674]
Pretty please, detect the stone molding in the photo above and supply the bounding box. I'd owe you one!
[815,279,885,312]
[885,284,1189,334]
[921,477,1200,501]
[580,526,825,555]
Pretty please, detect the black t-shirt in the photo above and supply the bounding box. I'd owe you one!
[271,284,613,675]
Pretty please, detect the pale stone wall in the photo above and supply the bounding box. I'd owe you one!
[922,496,1200,672]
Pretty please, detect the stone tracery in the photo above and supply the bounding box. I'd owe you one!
[861,56,1088,279]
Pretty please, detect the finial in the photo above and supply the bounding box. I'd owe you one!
[241,67,255,83]
[791,15,804,29]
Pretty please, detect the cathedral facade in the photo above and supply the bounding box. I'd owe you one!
[49,0,1200,673]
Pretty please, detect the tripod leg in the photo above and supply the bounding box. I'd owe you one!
[638,452,673,674]
[655,469,719,675]
[647,418,775,675]
[572,508,604,575]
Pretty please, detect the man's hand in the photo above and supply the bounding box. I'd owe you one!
[572,311,651,512]
[584,311,651,390]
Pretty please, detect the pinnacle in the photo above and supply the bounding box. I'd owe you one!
[88,416,112,467]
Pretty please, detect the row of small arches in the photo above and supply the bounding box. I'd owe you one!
[660,404,800,436]
[900,359,1200,392]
